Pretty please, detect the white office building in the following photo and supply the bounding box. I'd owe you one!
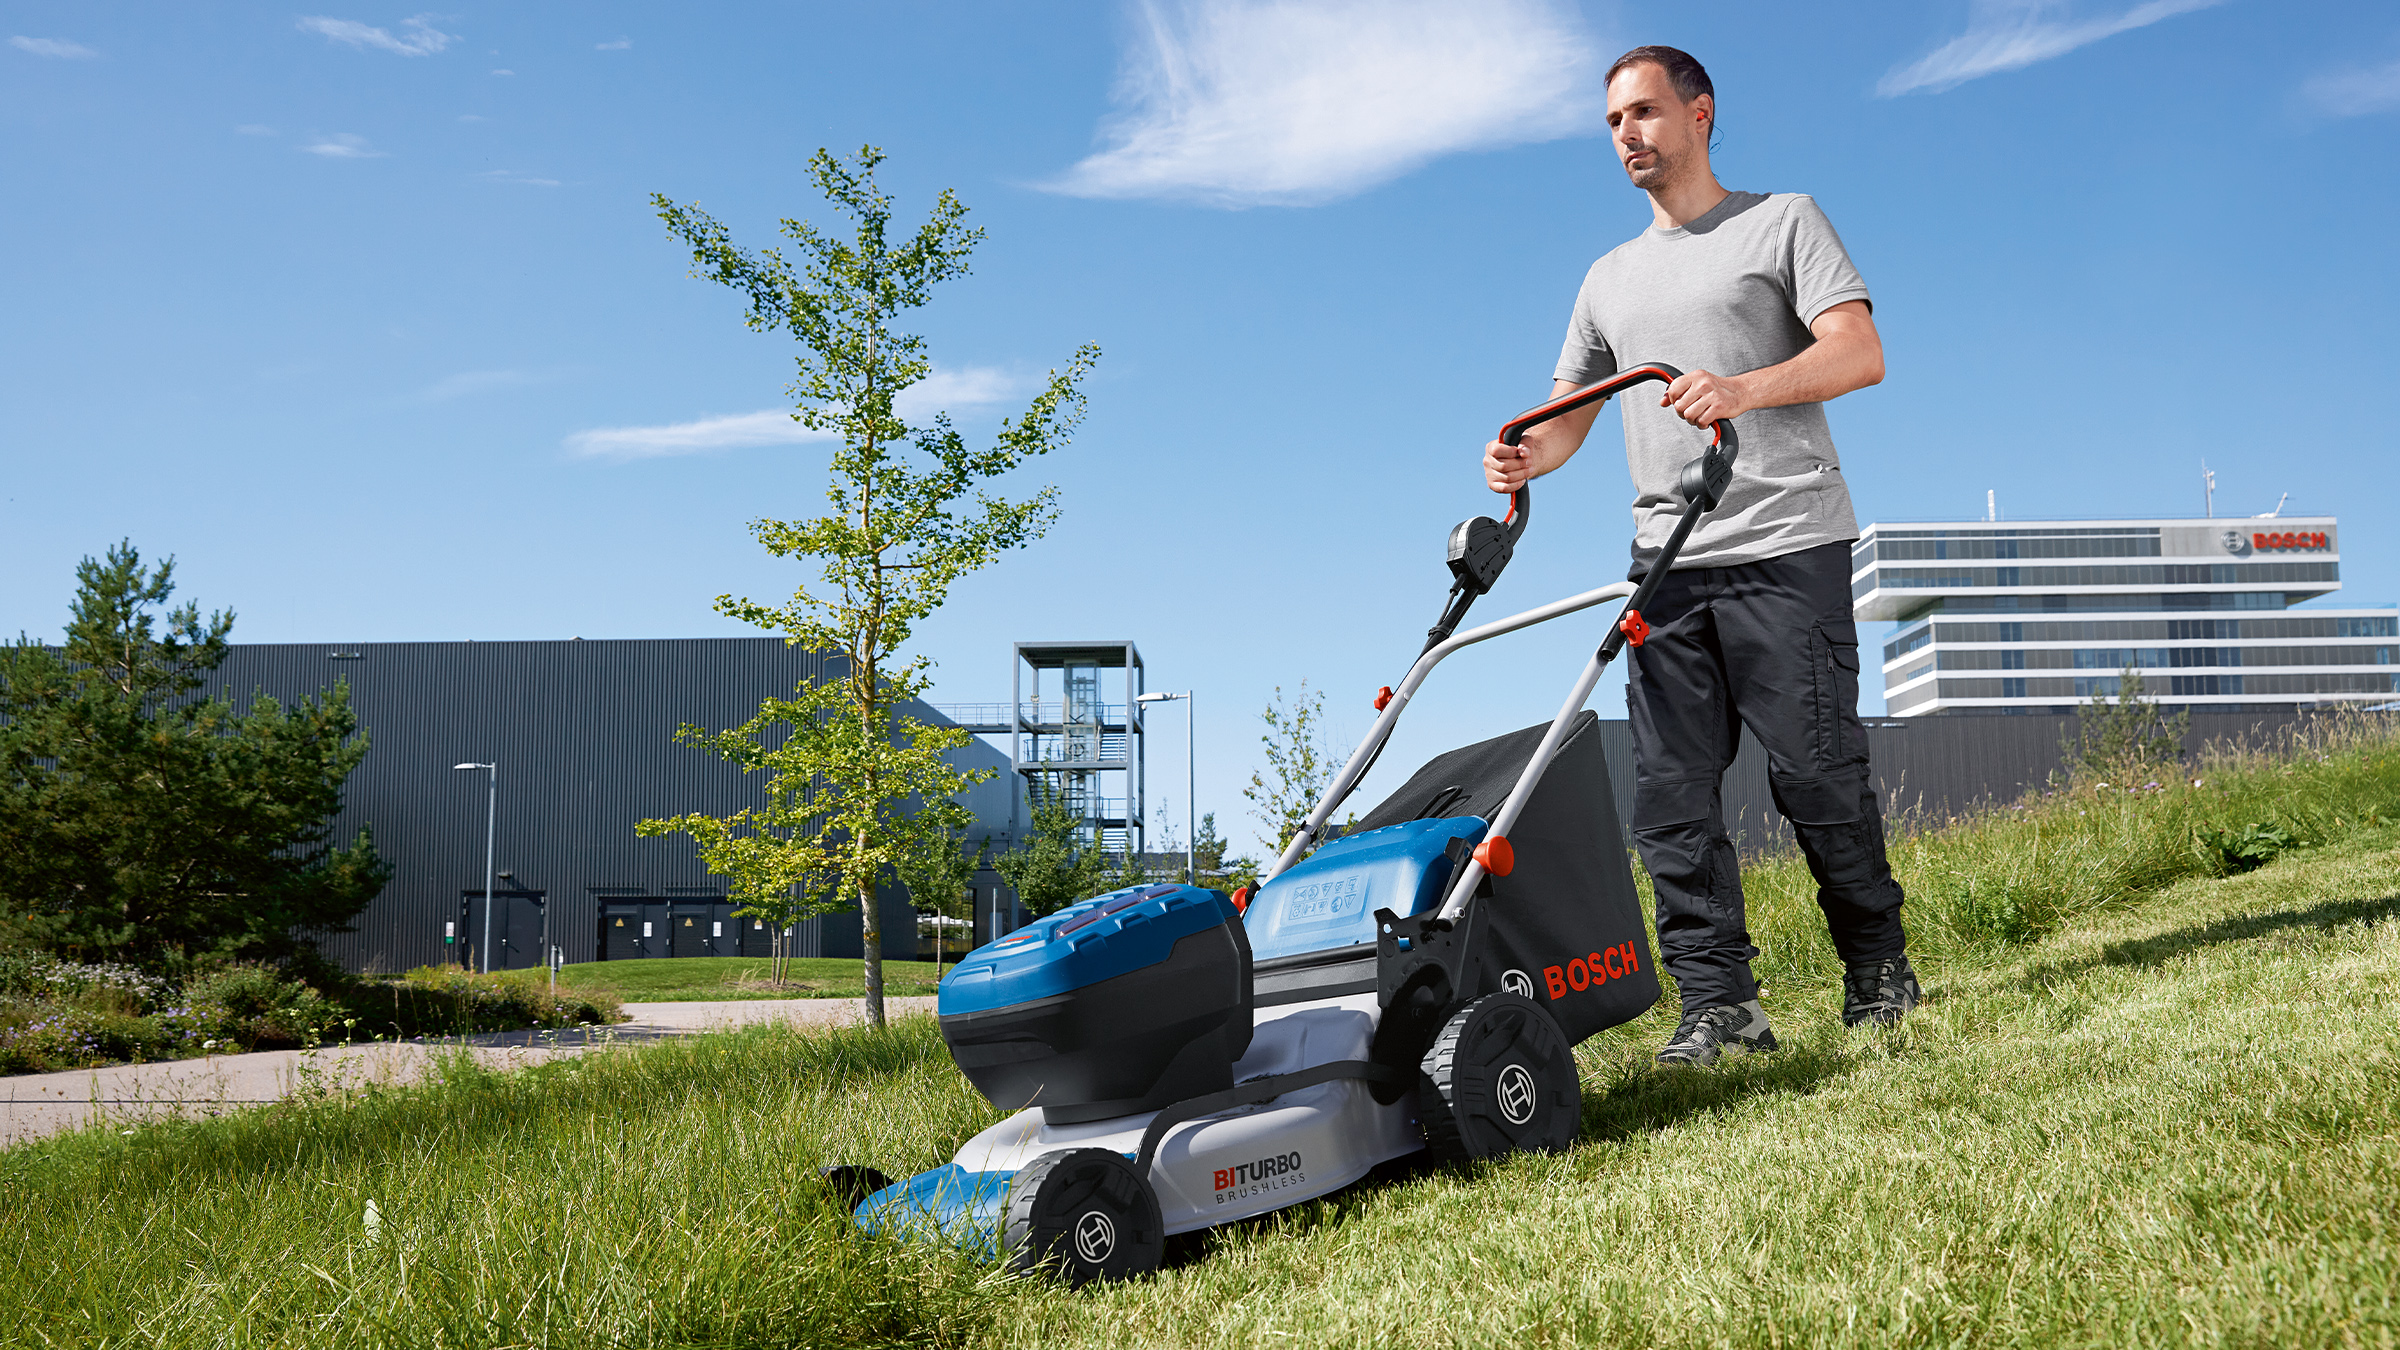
[1852,516,2399,716]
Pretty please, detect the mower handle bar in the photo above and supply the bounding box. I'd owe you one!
[1263,362,1743,886]
[1263,580,1641,882]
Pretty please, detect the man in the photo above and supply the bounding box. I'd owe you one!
[1483,46,1920,1066]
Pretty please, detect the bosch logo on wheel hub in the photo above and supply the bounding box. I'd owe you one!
[1072,1210,1117,1263]
[1495,1063,1538,1125]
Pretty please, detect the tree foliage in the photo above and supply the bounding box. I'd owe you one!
[2065,665,2191,781]
[0,543,389,968]
[1243,681,1348,858]
[990,797,1111,919]
[894,803,979,972]
[638,147,1097,1026]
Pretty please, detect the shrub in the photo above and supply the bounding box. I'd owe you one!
[335,968,621,1039]
[183,964,332,1050]
[2200,821,2299,874]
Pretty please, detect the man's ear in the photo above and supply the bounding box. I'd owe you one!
[1694,93,1714,138]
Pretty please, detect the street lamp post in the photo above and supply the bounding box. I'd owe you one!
[453,762,497,973]
[1136,692,1195,885]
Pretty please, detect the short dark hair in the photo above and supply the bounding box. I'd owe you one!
[1604,45,1719,148]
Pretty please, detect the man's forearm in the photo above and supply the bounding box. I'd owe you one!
[1662,301,1884,427]
[1733,329,1883,411]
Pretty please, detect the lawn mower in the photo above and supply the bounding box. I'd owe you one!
[828,364,1738,1283]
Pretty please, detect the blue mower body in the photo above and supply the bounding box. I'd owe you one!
[859,819,1486,1246]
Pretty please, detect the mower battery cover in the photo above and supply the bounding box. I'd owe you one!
[936,883,1253,1124]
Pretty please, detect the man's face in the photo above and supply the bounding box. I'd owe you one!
[1606,62,1710,191]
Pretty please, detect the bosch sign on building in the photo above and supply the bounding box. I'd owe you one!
[1852,516,2399,716]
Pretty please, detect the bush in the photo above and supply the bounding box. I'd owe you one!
[0,955,623,1076]
[2200,821,2300,874]
[335,968,621,1039]
[183,963,333,1050]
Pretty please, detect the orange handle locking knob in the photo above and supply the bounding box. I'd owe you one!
[1373,686,1393,711]
[1472,837,1514,878]
[1618,609,1650,647]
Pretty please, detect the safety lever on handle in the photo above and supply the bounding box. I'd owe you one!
[1597,417,1741,663]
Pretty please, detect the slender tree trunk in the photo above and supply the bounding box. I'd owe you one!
[859,872,885,1028]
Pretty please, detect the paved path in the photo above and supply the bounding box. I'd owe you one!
[0,997,939,1149]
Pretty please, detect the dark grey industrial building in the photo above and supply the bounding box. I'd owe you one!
[214,637,2335,975]
[213,638,1026,974]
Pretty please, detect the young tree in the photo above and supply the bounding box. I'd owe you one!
[1243,681,1348,858]
[640,147,1097,1028]
[894,804,979,973]
[0,543,389,968]
[1188,810,1259,894]
[2064,665,2191,781]
[1193,811,1228,875]
[991,796,1111,919]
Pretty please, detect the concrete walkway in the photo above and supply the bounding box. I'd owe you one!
[0,996,938,1148]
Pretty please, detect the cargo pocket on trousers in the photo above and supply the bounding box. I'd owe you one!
[1811,620,1865,772]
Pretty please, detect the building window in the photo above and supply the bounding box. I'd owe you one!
[2001,677,2027,698]
[2000,650,2025,670]
[2074,676,2121,699]
[2338,616,2399,638]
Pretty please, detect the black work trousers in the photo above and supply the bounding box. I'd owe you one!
[1624,540,1907,1012]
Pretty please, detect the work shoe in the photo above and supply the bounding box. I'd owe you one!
[1656,1001,1777,1067]
[1842,956,1923,1027]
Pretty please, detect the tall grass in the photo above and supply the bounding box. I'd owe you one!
[1,1019,1010,1347]
[1726,709,2400,999]
[4,714,2396,1348]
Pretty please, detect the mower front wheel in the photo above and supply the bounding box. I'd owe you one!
[819,1165,894,1215]
[1418,992,1582,1162]
[1002,1148,1164,1286]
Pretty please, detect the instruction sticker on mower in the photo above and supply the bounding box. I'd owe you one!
[1211,1151,1307,1205]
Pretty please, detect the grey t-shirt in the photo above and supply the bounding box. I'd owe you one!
[1554,190,1871,573]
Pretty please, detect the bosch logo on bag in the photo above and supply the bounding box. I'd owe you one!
[1543,941,1641,1000]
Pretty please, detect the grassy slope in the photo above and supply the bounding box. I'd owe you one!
[4,723,2396,1348]
[556,956,950,1001]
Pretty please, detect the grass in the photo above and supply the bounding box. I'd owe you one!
[555,955,951,1002]
[4,715,2396,1347]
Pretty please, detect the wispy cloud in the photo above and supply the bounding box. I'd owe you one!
[596,37,632,51]
[300,132,385,159]
[475,168,561,187]
[420,369,542,401]
[2304,57,2400,118]
[1879,0,2224,96]
[1046,0,1602,208]
[566,367,1029,461]
[10,35,99,59]
[490,68,513,76]
[297,14,456,57]
[565,410,827,460]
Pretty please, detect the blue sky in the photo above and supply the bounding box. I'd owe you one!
[6,1,2398,854]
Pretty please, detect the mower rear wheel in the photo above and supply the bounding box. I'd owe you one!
[1418,992,1582,1162]
[1002,1148,1164,1285]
